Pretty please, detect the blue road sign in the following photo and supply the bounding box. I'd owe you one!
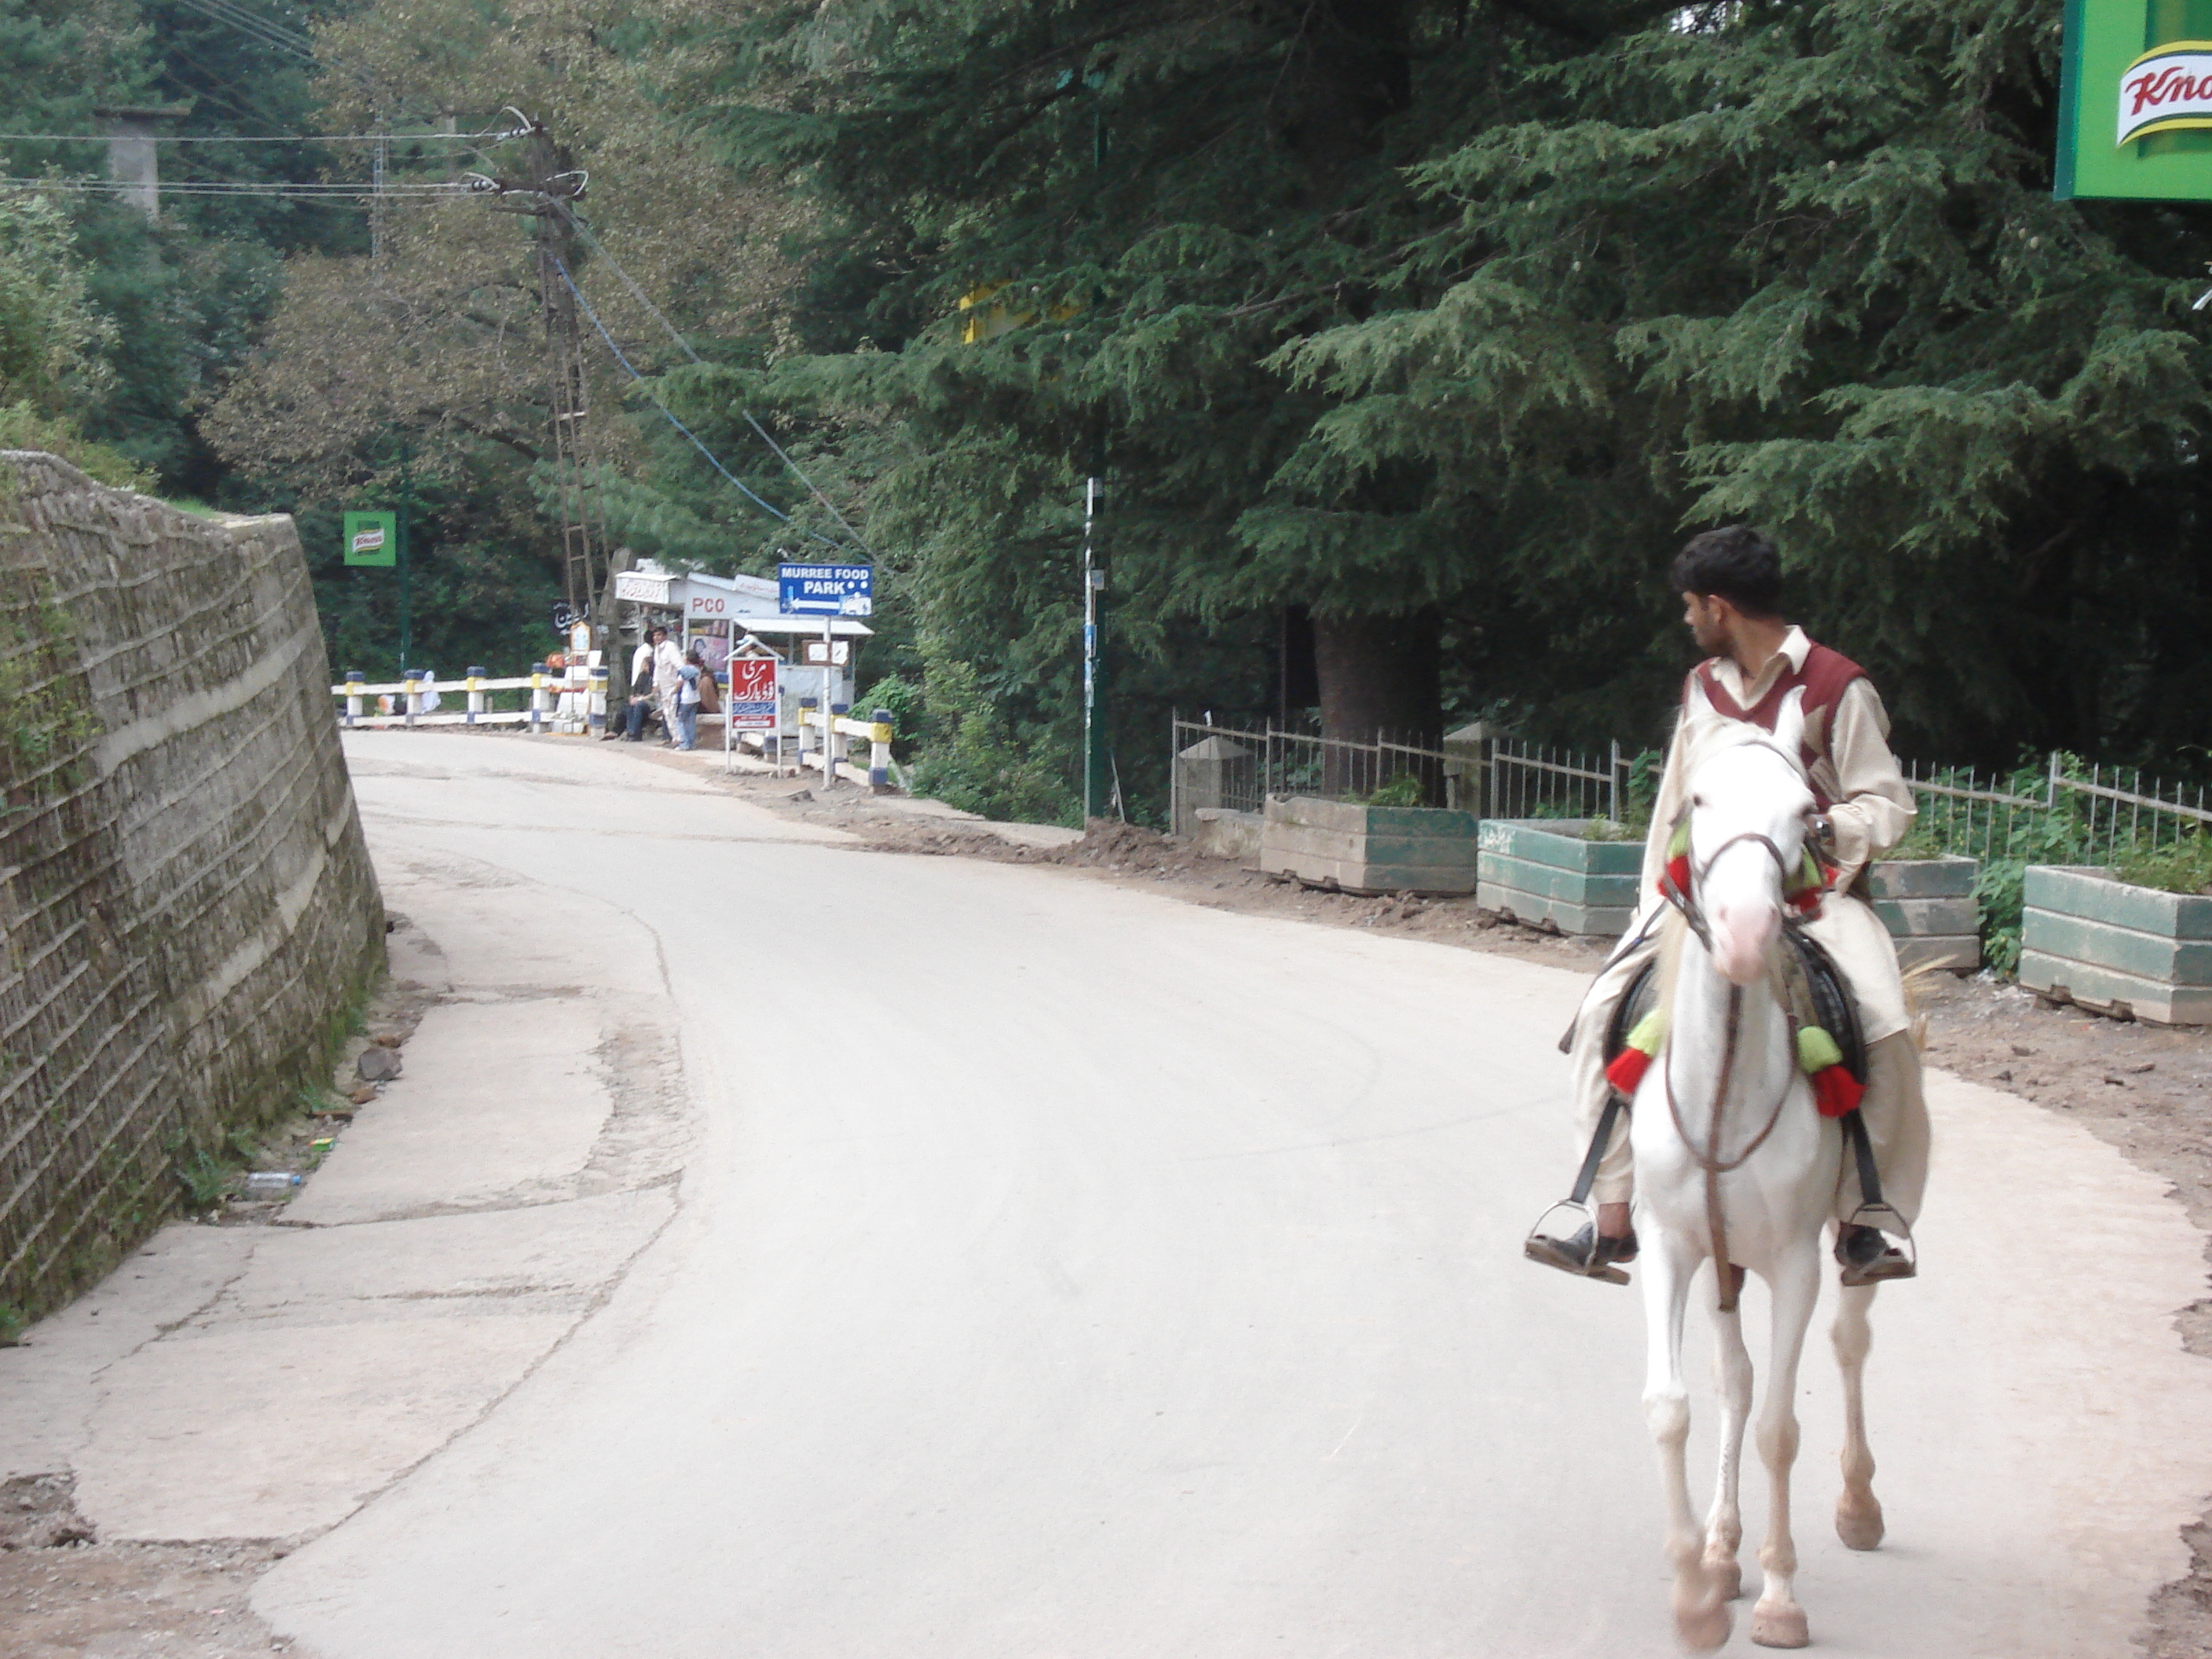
[778,562,873,617]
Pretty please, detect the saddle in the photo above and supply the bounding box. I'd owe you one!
[1603,928,1866,1088]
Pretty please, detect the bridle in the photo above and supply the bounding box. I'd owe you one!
[1657,825,1809,1315]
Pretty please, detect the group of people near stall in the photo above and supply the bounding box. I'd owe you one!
[621,624,721,749]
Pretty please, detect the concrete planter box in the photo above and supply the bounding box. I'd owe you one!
[1477,819,1642,936]
[1192,807,1263,862]
[2019,865,2212,1025]
[1864,856,1980,973]
[1260,796,1478,895]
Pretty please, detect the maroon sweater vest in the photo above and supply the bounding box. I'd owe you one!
[1688,642,1866,811]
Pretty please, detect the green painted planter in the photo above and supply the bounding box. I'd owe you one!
[1863,856,1980,973]
[1260,796,1478,895]
[1477,819,1642,936]
[2019,865,2212,1025]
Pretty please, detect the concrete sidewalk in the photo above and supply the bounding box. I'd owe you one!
[0,823,691,1549]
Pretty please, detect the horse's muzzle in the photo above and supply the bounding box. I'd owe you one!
[1708,901,1779,986]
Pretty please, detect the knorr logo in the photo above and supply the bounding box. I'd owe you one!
[2119,42,2212,145]
[351,526,386,555]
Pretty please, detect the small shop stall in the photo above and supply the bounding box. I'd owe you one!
[612,560,873,748]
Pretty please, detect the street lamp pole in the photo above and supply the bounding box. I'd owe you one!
[1082,475,1107,820]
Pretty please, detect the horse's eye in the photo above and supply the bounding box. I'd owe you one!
[1690,793,1706,809]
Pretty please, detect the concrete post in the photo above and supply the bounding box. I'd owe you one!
[466,665,486,726]
[1171,735,1254,838]
[530,662,550,733]
[588,665,608,734]
[829,701,851,786]
[403,668,424,728]
[797,697,818,776]
[345,672,364,727]
[870,707,894,793]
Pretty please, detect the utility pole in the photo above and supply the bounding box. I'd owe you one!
[478,116,610,650]
[1081,475,1109,820]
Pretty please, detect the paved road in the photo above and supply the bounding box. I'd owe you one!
[257,732,2212,1657]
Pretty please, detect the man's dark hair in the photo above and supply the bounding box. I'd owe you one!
[1668,526,1782,617]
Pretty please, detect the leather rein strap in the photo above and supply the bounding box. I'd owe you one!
[1662,830,1801,1316]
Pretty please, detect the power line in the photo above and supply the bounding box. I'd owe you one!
[0,176,471,200]
[550,200,876,557]
[0,129,526,145]
[549,255,850,554]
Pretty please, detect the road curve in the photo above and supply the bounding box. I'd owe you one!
[257,731,2212,1657]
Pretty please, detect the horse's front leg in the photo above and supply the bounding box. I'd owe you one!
[1831,1280,1884,1548]
[1703,1265,1752,1601]
[1643,1232,1731,1652]
[1749,1243,1821,1649]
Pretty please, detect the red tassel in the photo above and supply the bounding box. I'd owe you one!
[1606,1048,1651,1097]
[1664,853,1691,896]
[1811,1065,1864,1119]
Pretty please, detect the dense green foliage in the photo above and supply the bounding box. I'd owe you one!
[628,0,2212,799]
[24,0,2212,811]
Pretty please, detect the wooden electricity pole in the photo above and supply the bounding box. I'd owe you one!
[479,117,610,642]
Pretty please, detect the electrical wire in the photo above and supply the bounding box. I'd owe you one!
[0,129,526,145]
[550,255,849,554]
[0,176,471,199]
[551,200,876,558]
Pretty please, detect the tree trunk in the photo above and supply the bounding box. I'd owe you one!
[1313,609,1440,795]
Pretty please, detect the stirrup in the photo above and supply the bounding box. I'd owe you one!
[1523,1200,1635,1285]
[1837,1203,1916,1286]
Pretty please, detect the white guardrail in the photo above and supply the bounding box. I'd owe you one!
[331,665,607,734]
[792,704,896,790]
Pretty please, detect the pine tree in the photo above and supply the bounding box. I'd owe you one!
[668,0,1597,759]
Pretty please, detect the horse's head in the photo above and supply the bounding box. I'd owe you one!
[1679,690,1818,986]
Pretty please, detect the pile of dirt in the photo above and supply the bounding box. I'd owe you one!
[1013,819,1195,875]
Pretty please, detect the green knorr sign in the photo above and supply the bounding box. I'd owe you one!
[2060,0,2212,199]
[342,509,397,568]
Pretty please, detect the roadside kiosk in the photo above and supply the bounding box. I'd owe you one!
[612,560,873,751]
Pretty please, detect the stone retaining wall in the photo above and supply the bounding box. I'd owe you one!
[0,452,382,1320]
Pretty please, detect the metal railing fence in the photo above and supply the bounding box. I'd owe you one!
[1485,738,1641,826]
[1900,755,2212,869]
[1169,719,1458,833]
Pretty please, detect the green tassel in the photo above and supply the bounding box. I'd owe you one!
[1627,1008,1667,1055]
[1797,1025,1843,1075]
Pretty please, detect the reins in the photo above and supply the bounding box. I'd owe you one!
[1660,829,1804,1316]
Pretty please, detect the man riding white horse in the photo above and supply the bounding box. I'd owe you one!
[1526,526,1929,1287]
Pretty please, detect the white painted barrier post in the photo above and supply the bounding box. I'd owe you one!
[797,697,818,775]
[530,662,549,733]
[828,701,850,785]
[467,665,486,725]
[404,669,424,728]
[870,707,894,792]
[345,672,364,727]
[588,665,608,735]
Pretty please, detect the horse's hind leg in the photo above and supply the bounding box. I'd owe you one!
[1703,1268,1751,1601]
[1832,1280,1884,1549]
[1643,1238,1731,1652]
[1750,1246,1820,1650]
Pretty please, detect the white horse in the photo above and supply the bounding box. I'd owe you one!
[1630,701,1890,1650]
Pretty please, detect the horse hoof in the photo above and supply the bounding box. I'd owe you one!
[1675,1599,1733,1652]
[1751,1603,1811,1648]
[1702,1558,1743,1601]
[1836,1494,1885,1551]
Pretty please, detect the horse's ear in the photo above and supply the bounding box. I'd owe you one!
[1770,686,1807,760]
[1678,675,1726,758]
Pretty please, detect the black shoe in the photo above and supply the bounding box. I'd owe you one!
[1525,1221,1638,1284]
[1836,1223,1914,1285]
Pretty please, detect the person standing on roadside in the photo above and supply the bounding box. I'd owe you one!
[652,626,686,745]
[673,644,705,751]
[623,628,658,741]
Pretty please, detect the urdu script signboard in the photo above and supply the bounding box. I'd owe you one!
[2059,0,2212,200]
